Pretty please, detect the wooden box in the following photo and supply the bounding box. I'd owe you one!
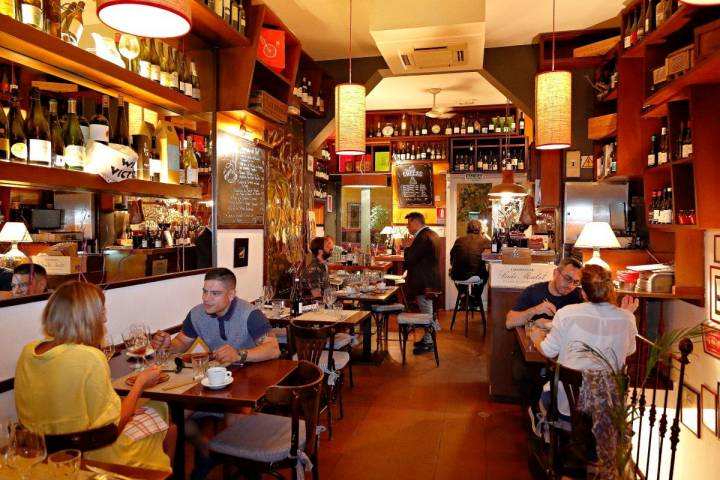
[653,65,668,86]
[249,90,288,124]
[665,45,694,78]
[587,113,617,140]
[573,35,620,58]
[695,18,720,62]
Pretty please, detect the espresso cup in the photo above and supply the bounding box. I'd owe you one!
[207,367,232,386]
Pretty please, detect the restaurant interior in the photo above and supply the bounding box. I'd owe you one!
[1,0,720,478]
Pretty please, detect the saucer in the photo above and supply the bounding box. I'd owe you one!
[126,347,155,358]
[201,376,234,390]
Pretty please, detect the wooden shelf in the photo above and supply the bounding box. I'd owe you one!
[300,102,324,118]
[647,223,699,232]
[0,16,201,116]
[599,89,618,102]
[643,49,720,109]
[190,0,251,48]
[621,4,697,58]
[616,288,704,301]
[0,162,201,199]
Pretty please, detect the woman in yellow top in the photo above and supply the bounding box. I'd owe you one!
[14,281,174,472]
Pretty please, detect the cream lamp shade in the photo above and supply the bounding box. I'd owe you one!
[574,222,620,270]
[97,0,192,38]
[535,70,572,150]
[335,83,366,156]
[380,226,395,235]
[0,222,32,269]
[680,1,720,4]
[488,170,528,200]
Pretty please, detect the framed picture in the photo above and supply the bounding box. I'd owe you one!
[233,238,249,268]
[712,265,720,323]
[701,384,718,436]
[715,235,720,263]
[703,323,720,359]
[681,383,701,438]
[307,154,314,173]
[348,203,360,229]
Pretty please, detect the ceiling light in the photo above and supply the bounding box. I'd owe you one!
[97,0,192,39]
[680,1,720,4]
[535,0,571,150]
[488,170,527,200]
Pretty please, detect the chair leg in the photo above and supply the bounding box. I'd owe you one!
[430,327,439,367]
[479,298,487,333]
[324,385,333,440]
[346,351,354,388]
[399,325,408,366]
[375,313,383,351]
[384,313,390,351]
[464,288,470,338]
[450,289,462,331]
[337,373,345,420]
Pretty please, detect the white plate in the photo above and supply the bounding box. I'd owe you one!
[201,376,234,390]
[125,347,155,358]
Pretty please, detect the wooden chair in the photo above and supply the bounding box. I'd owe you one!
[289,320,349,439]
[397,289,441,367]
[209,361,324,480]
[45,423,119,454]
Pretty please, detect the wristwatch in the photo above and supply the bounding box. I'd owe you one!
[237,348,248,364]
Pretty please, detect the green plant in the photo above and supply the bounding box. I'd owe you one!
[369,203,390,242]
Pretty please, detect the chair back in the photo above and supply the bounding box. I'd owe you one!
[266,361,324,457]
[45,423,119,454]
[289,320,337,370]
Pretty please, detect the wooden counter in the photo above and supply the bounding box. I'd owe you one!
[488,286,524,403]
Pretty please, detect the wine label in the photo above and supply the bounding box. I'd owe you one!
[178,169,186,185]
[192,87,200,100]
[150,65,161,82]
[11,141,27,160]
[467,126,475,134]
[139,60,151,79]
[186,168,198,185]
[185,82,193,97]
[89,124,109,143]
[64,145,86,169]
[21,4,42,29]
[170,72,179,89]
[160,71,171,88]
[681,144,693,158]
[28,139,51,165]
[0,138,9,160]
[647,154,656,166]
[657,152,668,164]
[68,19,83,45]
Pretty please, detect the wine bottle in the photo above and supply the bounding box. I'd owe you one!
[8,87,27,163]
[645,0,654,34]
[460,117,467,135]
[183,55,193,97]
[655,0,667,29]
[230,0,239,30]
[89,95,111,144]
[111,96,130,147]
[137,38,151,79]
[630,9,639,46]
[657,124,668,164]
[647,134,657,167]
[467,116,475,134]
[20,0,43,30]
[48,99,64,167]
[214,0,223,18]
[159,43,171,88]
[637,2,646,40]
[169,47,180,92]
[23,88,50,166]
[45,0,61,37]
[0,98,8,161]
[317,87,325,113]
[60,1,85,46]
[63,98,85,171]
[291,277,303,316]
[681,120,692,159]
[177,52,187,96]
[0,0,16,19]
[239,1,246,34]
[182,136,198,186]
[519,112,525,135]
[150,39,161,83]
[190,61,200,101]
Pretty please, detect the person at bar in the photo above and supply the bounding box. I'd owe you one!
[11,263,49,297]
[303,236,331,299]
[14,281,174,472]
[401,212,441,355]
[450,219,490,307]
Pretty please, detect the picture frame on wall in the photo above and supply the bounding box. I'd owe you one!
[233,238,249,268]
[703,323,720,359]
[712,265,720,323]
[681,383,701,438]
[564,150,581,178]
[715,235,720,263]
[701,384,718,436]
[348,203,360,229]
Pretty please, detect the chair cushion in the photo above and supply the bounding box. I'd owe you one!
[326,332,353,349]
[383,274,405,282]
[371,303,405,313]
[292,350,350,372]
[209,413,306,463]
[455,276,482,285]
[397,313,433,325]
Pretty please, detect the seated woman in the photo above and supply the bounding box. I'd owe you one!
[14,281,175,472]
[303,236,331,299]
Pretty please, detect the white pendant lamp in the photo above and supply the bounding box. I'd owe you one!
[680,1,720,5]
[97,0,192,38]
[334,0,366,156]
[535,0,571,150]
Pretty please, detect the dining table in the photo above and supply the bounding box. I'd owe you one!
[327,261,393,273]
[0,459,171,480]
[514,326,547,363]
[111,355,299,479]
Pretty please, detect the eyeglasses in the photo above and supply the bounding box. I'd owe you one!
[559,272,581,286]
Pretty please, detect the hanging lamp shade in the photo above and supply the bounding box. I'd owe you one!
[97,0,192,38]
[335,83,366,156]
[680,0,720,4]
[535,70,572,150]
[488,170,527,199]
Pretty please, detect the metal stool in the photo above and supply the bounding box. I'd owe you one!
[384,271,409,309]
[397,290,441,367]
[370,303,405,351]
[451,276,487,337]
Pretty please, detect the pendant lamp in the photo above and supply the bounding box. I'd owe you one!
[535,0,571,150]
[97,0,192,38]
[680,1,720,4]
[334,0,366,156]
[488,170,527,200]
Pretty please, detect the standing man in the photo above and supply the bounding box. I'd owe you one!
[402,212,441,355]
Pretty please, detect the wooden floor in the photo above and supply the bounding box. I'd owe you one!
[199,309,533,480]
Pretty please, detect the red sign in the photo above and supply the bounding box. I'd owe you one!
[703,323,720,360]
[436,207,446,225]
[257,28,286,73]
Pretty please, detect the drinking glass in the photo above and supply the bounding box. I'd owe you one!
[6,424,46,480]
[155,348,171,370]
[263,284,275,305]
[322,287,336,309]
[122,325,150,370]
[101,334,115,362]
[118,34,140,70]
[47,449,80,479]
[332,301,344,320]
[272,300,285,317]
[0,418,12,468]
[192,354,209,379]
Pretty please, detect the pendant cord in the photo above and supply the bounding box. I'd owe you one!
[349,0,353,83]
[551,0,556,71]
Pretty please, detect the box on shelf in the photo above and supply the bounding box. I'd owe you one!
[249,90,288,124]
[665,45,695,79]
[695,17,720,62]
[652,65,668,86]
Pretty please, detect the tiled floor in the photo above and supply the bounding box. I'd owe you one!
[200,309,533,479]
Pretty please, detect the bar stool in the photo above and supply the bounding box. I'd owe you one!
[370,303,405,351]
[451,275,487,337]
[384,270,409,309]
[397,290,441,367]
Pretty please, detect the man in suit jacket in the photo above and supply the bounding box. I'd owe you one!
[450,220,490,306]
[402,212,441,354]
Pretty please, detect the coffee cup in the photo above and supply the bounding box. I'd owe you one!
[207,366,232,386]
[346,286,356,294]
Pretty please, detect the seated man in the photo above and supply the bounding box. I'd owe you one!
[449,219,490,307]
[11,263,48,297]
[303,236,331,299]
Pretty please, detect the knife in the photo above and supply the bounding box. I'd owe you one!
[85,464,136,480]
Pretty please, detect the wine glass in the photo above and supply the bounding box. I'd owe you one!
[263,284,275,306]
[6,424,46,480]
[118,34,140,71]
[0,418,13,468]
[122,325,149,370]
[101,334,115,362]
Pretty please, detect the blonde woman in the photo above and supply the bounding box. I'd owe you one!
[14,281,174,472]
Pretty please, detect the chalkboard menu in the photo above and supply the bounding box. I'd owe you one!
[217,133,266,228]
[396,162,434,207]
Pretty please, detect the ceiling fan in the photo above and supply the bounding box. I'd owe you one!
[425,88,456,119]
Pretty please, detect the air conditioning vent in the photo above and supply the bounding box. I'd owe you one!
[397,43,468,71]
[400,52,413,67]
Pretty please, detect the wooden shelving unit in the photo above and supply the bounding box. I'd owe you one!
[0,16,201,116]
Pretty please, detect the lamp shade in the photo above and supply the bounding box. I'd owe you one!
[380,226,395,235]
[535,70,572,150]
[680,1,720,4]
[334,83,366,156]
[97,0,192,38]
[488,170,528,199]
[0,222,31,243]
[574,222,620,249]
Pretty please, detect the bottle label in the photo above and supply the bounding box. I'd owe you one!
[64,145,86,169]
[68,19,83,45]
[186,168,198,185]
[0,138,9,160]
[624,36,631,49]
[647,154,655,166]
[21,4,42,29]
[11,142,27,160]
[170,72,179,89]
[139,60,151,79]
[89,124,110,142]
[160,71,171,88]
[178,169,186,184]
[185,82,193,97]
[192,87,200,100]
[681,144,693,158]
[28,139,51,164]
[150,65,161,82]
[657,152,668,164]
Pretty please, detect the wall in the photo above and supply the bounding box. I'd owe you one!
[216,229,265,301]
[483,45,538,117]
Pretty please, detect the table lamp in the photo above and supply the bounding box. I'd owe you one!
[380,226,394,253]
[0,222,32,269]
[574,222,620,270]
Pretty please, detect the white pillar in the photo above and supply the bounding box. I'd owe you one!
[360,188,371,248]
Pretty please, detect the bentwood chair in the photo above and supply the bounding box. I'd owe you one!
[397,289,441,367]
[289,320,350,439]
[45,423,119,454]
[209,361,323,480]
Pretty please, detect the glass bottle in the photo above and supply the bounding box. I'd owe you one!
[25,87,51,167]
[89,94,110,144]
[0,98,8,161]
[44,0,61,37]
[138,37,151,80]
[48,99,65,167]
[159,42,170,88]
[182,136,198,186]
[0,0,16,19]
[9,86,28,163]
[62,98,85,171]
[111,96,130,147]
[169,47,179,92]
[20,0,43,30]
[190,61,200,101]
[149,39,161,83]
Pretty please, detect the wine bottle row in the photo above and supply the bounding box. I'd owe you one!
[646,118,692,168]
[391,143,446,161]
[293,76,325,113]
[623,0,676,50]
[0,86,209,185]
[648,188,673,224]
[203,0,247,35]
[129,38,201,101]
[368,112,526,138]
[452,148,525,173]
[0,0,85,45]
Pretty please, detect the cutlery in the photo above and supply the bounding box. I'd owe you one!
[161,378,199,391]
[86,464,136,480]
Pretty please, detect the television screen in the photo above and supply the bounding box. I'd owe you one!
[31,209,62,230]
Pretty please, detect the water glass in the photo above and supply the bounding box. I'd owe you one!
[332,302,344,320]
[0,418,12,467]
[47,449,81,479]
[6,424,46,480]
[272,300,285,316]
[101,334,115,362]
[192,354,209,379]
[155,348,171,369]
[263,284,275,305]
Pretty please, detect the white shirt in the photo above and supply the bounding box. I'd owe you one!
[541,302,637,415]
